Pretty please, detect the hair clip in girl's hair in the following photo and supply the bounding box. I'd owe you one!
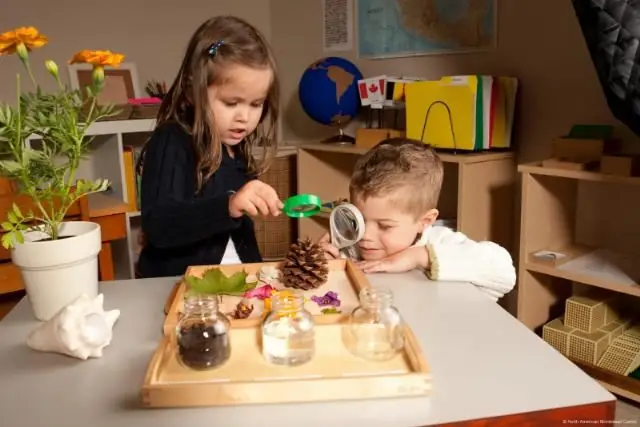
[208,40,225,57]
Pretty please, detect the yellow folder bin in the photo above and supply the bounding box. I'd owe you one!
[405,75,518,151]
[405,78,478,151]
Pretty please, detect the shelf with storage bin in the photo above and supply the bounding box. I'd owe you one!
[296,143,517,266]
[517,160,640,403]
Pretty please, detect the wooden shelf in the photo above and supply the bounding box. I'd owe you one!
[518,161,640,185]
[525,244,640,298]
[518,162,640,403]
[300,143,515,164]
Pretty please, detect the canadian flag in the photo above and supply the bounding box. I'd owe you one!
[357,76,387,106]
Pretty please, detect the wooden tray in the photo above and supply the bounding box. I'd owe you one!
[163,259,369,335]
[142,322,431,407]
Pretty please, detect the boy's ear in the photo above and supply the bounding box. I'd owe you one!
[420,208,439,227]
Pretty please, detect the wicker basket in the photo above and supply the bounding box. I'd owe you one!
[253,152,297,260]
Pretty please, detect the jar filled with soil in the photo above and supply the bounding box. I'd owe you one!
[175,293,231,370]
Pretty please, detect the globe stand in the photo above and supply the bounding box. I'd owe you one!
[321,128,355,145]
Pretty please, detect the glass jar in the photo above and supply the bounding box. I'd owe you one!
[175,293,231,370]
[261,289,315,366]
[343,287,404,361]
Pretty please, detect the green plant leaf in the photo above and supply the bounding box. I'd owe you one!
[12,203,22,219]
[1,233,13,249]
[185,268,257,296]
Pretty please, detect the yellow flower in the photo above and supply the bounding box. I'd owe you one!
[0,27,48,56]
[69,50,124,67]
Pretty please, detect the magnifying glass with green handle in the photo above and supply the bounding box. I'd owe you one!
[282,194,364,259]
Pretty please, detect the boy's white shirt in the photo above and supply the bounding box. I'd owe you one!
[412,225,516,302]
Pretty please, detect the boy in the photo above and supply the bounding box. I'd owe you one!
[319,138,516,302]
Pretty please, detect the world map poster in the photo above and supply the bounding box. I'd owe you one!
[357,0,497,58]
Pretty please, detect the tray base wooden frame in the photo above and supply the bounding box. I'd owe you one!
[142,323,430,407]
[146,259,431,408]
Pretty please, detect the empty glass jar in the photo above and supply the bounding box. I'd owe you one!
[175,293,231,370]
[343,287,404,361]
[261,289,315,366]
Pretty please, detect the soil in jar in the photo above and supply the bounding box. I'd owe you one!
[177,323,231,370]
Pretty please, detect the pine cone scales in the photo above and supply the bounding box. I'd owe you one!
[282,238,329,290]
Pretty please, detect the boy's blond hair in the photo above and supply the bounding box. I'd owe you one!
[349,138,443,217]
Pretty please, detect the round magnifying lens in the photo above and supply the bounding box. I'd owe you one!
[282,194,323,218]
[332,207,359,241]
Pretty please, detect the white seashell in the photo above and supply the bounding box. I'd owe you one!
[26,293,120,360]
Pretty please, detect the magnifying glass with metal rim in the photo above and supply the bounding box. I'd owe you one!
[282,193,364,258]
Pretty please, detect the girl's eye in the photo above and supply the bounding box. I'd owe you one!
[224,101,237,107]
[378,224,392,231]
[251,102,264,108]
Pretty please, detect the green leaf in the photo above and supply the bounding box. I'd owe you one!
[12,202,22,219]
[1,233,13,249]
[185,268,257,296]
[1,221,12,231]
[7,211,17,224]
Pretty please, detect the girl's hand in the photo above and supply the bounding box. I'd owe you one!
[318,232,340,259]
[357,246,429,274]
[229,180,284,218]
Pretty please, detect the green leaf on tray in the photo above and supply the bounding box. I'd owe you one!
[185,267,258,296]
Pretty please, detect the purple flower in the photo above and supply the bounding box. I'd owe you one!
[311,291,341,307]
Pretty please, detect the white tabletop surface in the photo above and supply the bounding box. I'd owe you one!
[0,270,614,427]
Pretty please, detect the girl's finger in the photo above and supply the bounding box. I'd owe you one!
[239,199,259,217]
[252,196,270,216]
[266,196,283,216]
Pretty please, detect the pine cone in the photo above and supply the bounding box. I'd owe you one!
[282,238,329,290]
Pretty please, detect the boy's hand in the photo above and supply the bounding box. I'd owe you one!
[229,180,283,218]
[318,232,340,259]
[357,246,429,274]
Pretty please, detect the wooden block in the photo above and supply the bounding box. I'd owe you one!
[552,137,604,162]
[355,128,405,149]
[569,329,610,364]
[600,155,640,177]
[565,295,608,333]
[542,317,575,356]
[542,158,598,171]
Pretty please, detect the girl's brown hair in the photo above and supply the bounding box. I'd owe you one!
[150,16,280,191]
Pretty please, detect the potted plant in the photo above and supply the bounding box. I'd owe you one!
[0,27,124,320]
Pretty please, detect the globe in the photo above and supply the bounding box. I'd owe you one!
[298,57,364,131]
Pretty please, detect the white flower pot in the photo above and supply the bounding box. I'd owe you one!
[11,221,102,321]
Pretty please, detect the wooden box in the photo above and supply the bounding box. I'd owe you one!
[600,155,640,177]
[355,128,405,149]
[146,259,431,407]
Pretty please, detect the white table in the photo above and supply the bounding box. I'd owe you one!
[0,271,615,426]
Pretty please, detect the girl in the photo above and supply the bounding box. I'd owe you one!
[136,16,283,278]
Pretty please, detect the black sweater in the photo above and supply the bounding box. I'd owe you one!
[136,121,262,278]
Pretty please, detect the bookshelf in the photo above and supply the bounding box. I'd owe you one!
[296,143,518,271]
[517,161,640,403]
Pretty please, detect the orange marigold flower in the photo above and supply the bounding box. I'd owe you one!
[0,26,48,56]
[69,50,124,67]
